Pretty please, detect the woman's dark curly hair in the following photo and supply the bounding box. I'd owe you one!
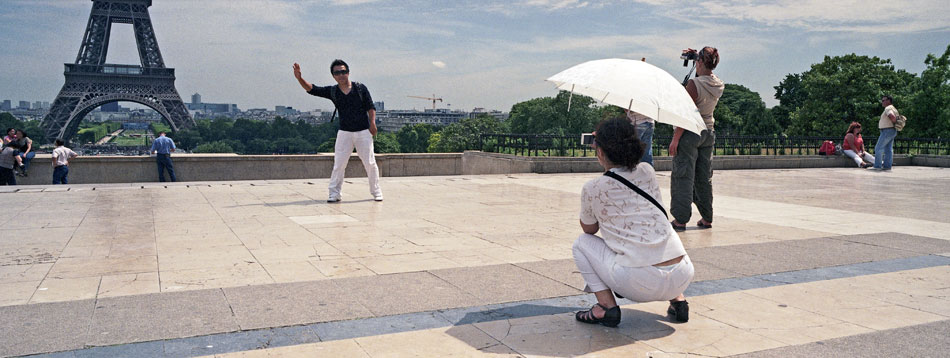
[594,117,644,169]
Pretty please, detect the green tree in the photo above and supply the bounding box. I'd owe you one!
[782,54,916,136]
[772,73,805,131]
[426,132,441,153]
[193,140,235,153]
[507,91,598,134]
[430,115,505,152]
[395,123,436,153]
[317,137,336,153]
[903,44,950,138]
[273,137,314,154]
[246,138,276,154]
[170,129,202,151]
[714,84,780,135]
[374,133,401,153]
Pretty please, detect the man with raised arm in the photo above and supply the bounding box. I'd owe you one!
[294,59,382,202]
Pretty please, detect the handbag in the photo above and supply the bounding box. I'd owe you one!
[603,170,668,219]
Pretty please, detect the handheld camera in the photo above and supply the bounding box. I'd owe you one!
[581,133,595,146]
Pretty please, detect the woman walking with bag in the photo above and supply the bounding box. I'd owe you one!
[573,117,694,327]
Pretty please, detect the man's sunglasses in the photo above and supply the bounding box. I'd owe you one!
[332,70,349,76]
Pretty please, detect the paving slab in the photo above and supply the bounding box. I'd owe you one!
[0,299,95,357]
[731,319,950,358]
[513,259,586,289]
[223,280,374,330]
[309,311,451,341]
[430,263,582,305]
[333,271,484,316]
[88,289,239,346]
[832,232,950,254]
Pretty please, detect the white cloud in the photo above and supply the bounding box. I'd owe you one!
[432,61,447,68]
[524,0,591,10]
[685,0,950,34]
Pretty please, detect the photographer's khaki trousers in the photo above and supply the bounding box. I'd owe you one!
[670,129,715,224]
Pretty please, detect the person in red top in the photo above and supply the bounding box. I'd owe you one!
[842,122,874,168]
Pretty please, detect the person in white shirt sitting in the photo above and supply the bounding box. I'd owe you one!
[574,117,694,327]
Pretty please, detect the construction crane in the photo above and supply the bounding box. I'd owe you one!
[408,95,443,109]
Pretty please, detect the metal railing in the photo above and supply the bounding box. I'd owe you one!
[479,134,950,157]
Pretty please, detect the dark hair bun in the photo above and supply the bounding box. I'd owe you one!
[594,117,644,169]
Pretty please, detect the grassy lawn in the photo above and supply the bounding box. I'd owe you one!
[109,129,150,146]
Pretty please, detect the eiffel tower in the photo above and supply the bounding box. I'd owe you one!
[42,0,194,143]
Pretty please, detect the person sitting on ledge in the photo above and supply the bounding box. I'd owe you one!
[573,117,694,328]
[842,121,874,168]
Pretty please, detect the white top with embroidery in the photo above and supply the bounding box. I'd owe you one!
[579,163,687,267]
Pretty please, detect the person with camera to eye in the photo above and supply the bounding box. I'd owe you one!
[573,117,695,327]
[669,47,723,232]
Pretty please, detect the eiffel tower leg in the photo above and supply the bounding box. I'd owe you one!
[42,84,84,143]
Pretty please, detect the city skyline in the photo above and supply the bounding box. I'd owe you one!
[1,1,949,114]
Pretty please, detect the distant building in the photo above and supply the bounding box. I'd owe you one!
[18,101,30,110]
[471,108,509,121]
[275,106,299,115]
[0,100,10,111]
[376,109,470,132]
[185,93,238,115]
[373,101,385,112]
[101,102,120,112]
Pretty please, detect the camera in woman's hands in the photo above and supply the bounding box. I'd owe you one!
[581,133,595,146]
[681,48,699,66]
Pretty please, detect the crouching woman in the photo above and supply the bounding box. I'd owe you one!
[573,117,694,327]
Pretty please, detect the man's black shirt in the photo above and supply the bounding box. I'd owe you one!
[308,83,376,132]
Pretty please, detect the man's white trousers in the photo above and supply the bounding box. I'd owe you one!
[329,129,381,199]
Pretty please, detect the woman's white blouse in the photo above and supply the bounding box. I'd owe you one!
[579,163,687,267]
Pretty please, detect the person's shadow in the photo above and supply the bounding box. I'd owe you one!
[443,303,676,356]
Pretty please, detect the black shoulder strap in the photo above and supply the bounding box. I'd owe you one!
[353,82,365,104]
[603,170,668,219]
[329,86,340,122]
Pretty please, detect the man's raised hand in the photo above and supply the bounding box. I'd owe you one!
[293,63,302,79]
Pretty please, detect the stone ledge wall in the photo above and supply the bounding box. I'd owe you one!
[16,153,462,185]
[459,151,925,174]
[12,151,944,185]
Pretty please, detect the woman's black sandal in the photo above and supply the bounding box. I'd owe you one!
[696,220,712,229]
[575,303,621,327]
[668,300,689,322]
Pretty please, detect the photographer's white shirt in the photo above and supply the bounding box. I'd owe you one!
[579,163,686,267]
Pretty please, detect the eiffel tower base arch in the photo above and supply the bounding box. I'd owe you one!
[42,69,193,143]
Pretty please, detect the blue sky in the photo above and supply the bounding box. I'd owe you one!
[1,0,948,113]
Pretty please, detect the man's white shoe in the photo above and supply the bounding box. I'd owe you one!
[327,197,341,203]
[373,195,384,202]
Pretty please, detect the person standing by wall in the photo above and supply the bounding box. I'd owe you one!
[51,139,78,184]
[626,110,655,166]
[872,95,899,171]
[669,47,724,232]
[0,142,19,185]
[293,59,382,202]
[150,131,177,182]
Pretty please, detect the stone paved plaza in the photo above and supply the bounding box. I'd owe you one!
[1,167,949,357]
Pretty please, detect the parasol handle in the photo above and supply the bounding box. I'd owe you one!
[567,84,574,111]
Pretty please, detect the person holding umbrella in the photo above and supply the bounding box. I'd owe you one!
[668,47,723,232]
